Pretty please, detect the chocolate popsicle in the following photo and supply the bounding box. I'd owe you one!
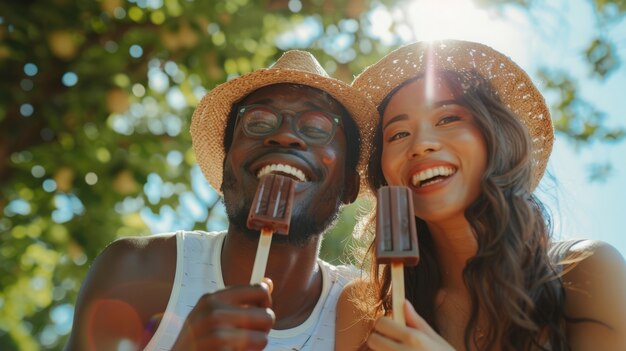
[247,174,296,284]
[376,186,419,325]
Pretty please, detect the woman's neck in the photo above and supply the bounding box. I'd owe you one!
[427,218,478,289]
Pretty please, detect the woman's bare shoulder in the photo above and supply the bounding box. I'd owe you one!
[336,278,374,351]
[561,240,626,349]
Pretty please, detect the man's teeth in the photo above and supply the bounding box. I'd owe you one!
[411,166,456,187]
[257,164,307,182]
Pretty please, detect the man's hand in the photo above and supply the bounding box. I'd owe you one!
[172,281,275,351]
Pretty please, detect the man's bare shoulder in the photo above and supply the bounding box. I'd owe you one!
[91,234,178,282]
[66,233,179,350]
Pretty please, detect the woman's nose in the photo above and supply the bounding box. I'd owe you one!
[408,130,441,158]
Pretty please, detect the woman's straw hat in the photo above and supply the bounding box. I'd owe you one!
[190,50,376,192]
[352,40,553,189]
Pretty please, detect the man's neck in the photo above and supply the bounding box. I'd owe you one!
[220,227,324,329]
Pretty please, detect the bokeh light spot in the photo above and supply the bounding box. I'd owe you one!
[43,179,57,192]
[96,148,111,163]
[21,78,34,91]
[128,6,143,22]
[131,83,145,97]
[166,150,183,167]
[4,199,31,216]
[288,0,302,12]
[24,63,38,76]
[150,10,165,24]
[113,7,126,19]
[85,172,98,185]
[62,72,78,87]
[31,165,45,178]
[129,44,143,58]
[20,103,34,117]
[105,40,119,53]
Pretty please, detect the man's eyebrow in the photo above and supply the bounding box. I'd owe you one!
[243,98,273,106]
[303,101,330,111]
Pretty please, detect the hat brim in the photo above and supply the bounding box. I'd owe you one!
[352,40,553,190]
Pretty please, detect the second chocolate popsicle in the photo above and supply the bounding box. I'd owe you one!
[247,174,296,284]
[376,186,419,265]
[376,186,419,325]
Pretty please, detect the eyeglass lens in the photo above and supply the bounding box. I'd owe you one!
[240,105,337,144]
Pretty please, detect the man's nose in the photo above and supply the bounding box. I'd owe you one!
[263,117,307,149]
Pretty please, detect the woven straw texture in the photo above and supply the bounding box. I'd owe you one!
[190,50,377,193]
[352,40,554,190]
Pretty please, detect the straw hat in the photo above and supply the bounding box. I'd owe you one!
[190,50,377,192]
[352,40,553,189]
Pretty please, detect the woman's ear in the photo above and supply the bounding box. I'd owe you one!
[342,172,360,205]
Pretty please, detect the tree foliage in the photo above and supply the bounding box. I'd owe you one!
[0,0,623,349]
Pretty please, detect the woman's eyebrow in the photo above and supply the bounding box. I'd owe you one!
[382,114,409,130]
[430,99,460,108]
[382,99,463,130]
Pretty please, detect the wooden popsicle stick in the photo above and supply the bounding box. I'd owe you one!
[250,228,273,284]
[391,262,406,325]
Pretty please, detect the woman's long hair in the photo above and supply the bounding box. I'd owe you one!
[358,71,569,350]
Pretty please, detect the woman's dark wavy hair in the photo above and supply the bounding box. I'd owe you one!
[361,70,570,350]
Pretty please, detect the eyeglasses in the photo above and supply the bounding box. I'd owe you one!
[236,104,343,145]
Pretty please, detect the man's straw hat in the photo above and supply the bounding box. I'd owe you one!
[352,40,553,189]
[190,50,376,192]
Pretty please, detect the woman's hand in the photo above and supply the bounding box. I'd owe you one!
[367,300,455,351]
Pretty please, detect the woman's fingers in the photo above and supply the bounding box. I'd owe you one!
[367,301,456,351]
[405,299,432,333]
[369,316,427,350]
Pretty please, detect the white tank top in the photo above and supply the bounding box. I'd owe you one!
[144,230,358,350]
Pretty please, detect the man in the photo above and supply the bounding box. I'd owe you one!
[65,50,375,350]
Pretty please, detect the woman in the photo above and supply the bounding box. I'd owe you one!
[336,40,626,350]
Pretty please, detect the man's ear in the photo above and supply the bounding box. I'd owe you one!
[341,172,360,205]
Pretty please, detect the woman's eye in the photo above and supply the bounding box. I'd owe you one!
[388,131,410,141]
[437,115,461,125]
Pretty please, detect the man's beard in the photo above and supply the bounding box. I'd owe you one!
[221,166,344,247]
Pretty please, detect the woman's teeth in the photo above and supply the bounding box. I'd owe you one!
[411,166,456,187]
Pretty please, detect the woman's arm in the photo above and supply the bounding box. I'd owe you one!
[335,279,373,351]
[562,240,626,350]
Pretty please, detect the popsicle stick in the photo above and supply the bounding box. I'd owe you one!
[391,262,406,325]
[250,228,273,284]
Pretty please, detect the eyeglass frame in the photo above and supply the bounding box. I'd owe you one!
[234,103,344,146]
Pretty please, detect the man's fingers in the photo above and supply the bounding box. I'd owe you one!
[194,328,271,350]
[261,277,273,295]
[194,306,275,332]
[203,284,272,308]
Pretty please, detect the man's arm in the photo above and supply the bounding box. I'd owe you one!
[563,240,626,350]
[64,235,176,350]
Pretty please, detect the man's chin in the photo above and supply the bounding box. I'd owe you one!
[225,209,332,248]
